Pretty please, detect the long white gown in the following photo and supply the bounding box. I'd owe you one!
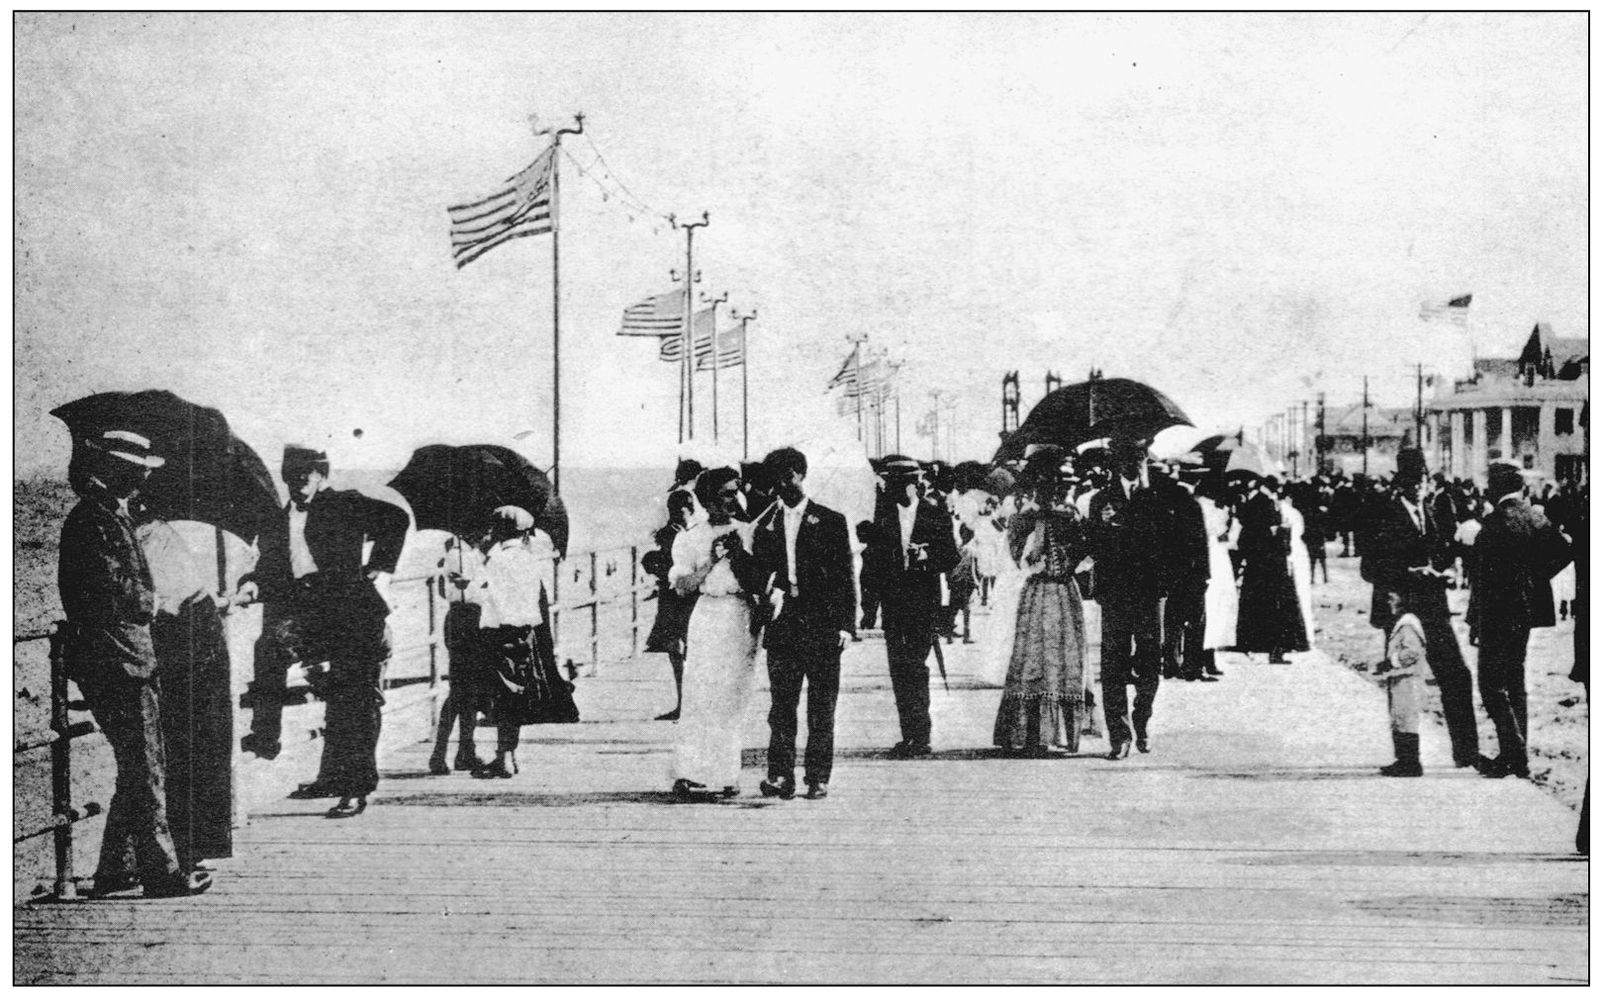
[668,520,757,790]
[1200,496,1241,651]
[1282,500,1316,646]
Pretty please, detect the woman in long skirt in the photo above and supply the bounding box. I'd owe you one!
[642,490,698,720]
[993,455,1090,755]
[1234,478,1309,664]
[456,508,577,779]
[669,468,763,798]
[1198,475,1240,661]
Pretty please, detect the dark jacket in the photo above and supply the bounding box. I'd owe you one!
[1361,495,1454,629]
[58,492,160,679]
[870,496,961,622]
[1467,497,1572,641]
[751,499,856,649]
[1087,479,1173,603]
[1151,475,1210,595]
[248,488,410,608]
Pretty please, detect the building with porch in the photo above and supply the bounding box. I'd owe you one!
[1426,323,1588,486]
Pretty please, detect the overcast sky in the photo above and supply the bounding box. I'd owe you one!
[14,12,1587,475]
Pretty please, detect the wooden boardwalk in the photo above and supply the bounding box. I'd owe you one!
[14,622,1587,984]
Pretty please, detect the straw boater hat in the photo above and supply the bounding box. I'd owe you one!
[878,455,922,479]
[87,429,165,469]
[492,504,536,532]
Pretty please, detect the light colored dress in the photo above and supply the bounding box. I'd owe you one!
[668,519,757,790]
[1283,500,1316,645]
[1200,496,1240,651]
[992,510,1089,752]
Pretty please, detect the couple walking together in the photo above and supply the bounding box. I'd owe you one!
[667,448,855,801]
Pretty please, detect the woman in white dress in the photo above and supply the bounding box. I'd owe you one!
[1198,476,1241,655]
[669,467,763,799]
[1279,487,1317,647]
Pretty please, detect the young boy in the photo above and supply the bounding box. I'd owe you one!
[1376,592,1427,777]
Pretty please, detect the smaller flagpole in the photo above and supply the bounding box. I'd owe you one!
[669,212,709,442]
[701,290,729,444]
[733,307,756,461]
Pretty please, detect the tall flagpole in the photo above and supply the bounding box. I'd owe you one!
[548,113,584,497]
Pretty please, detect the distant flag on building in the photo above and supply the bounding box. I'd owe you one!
[619,289,689,337]
[448,145,556,269]
[1419,293,1472,327]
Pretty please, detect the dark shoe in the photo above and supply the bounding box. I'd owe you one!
[1269,652,1292,665]
[805,783,829,800]
[241,733,280,760]
[759,777,796,800]
[1204,665,1225,677]
[87,873,140,900]
[474,754,517,779]
[143,871,212,899]
[887,741,913,759]
[453,751,486,772]
[1379,760,1424,778]
[719,785,741,798]
[1454,753,1489,770]
[671,778,704,799]
[428,756,450,776]
[288,781,337,800]
[654,709,681,721]
[905,742,932,758]
[326,796,368,819]
[1135,735,1151,754]
[1107,741,1131,761]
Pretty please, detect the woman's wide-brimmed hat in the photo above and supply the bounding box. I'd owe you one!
[88,428,166,469]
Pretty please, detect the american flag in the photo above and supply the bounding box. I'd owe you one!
[448,146,555,269]
[656,309,744,369]
[827,354,891,398]
[1419,293,1472,327]
[619,289,688,337]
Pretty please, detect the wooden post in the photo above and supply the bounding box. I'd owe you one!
[629,546,640,657]
[48,624,76,900]
[588,551,599,675]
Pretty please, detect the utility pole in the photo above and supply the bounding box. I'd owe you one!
[1301,400,1310,477]
[699,290,728,444]
[1361,375,1371,476]
[730,307,756,461]
[893,381,902,454]
[1414,362,1425,449]
[668,211,708,442]
[928,389,943,461]
[1316,391,1326,474]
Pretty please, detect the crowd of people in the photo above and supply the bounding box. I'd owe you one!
[53,418,1589,902]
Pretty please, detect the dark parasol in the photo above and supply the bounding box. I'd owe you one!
[50,389,279,542]
[994,377,1192,463]
[388,444,568,557]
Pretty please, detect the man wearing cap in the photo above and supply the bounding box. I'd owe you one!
[869,456,960,757]
[59,430,211,897]
[238,445,408,810]
[1087,438,1175,759]
[1467,462,1573,779]
[1360,448,1483,771]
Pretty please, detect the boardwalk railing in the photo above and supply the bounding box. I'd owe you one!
[13,541,657,900]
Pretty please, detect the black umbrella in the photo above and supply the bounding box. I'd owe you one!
[994,377,1192,463]
[50,390,280,542]
[388,444,568,557]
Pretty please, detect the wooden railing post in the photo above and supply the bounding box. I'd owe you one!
[47,623,76,901]
[629,546,640,657]
[588,552,599,675]
[425,574,440,727]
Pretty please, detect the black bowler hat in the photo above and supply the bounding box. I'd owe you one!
[281,444,329,481]
[1487,461,1524,498]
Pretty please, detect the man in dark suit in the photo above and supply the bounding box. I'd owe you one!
[1152,464,1214,681]
[869,456,960,757]
[1468,462,1573,779]
[239,445,408,812]
[1359,448,1482,769]
[59,430,213,899]
[1087,438,1173,759]
[750,448,855,800]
